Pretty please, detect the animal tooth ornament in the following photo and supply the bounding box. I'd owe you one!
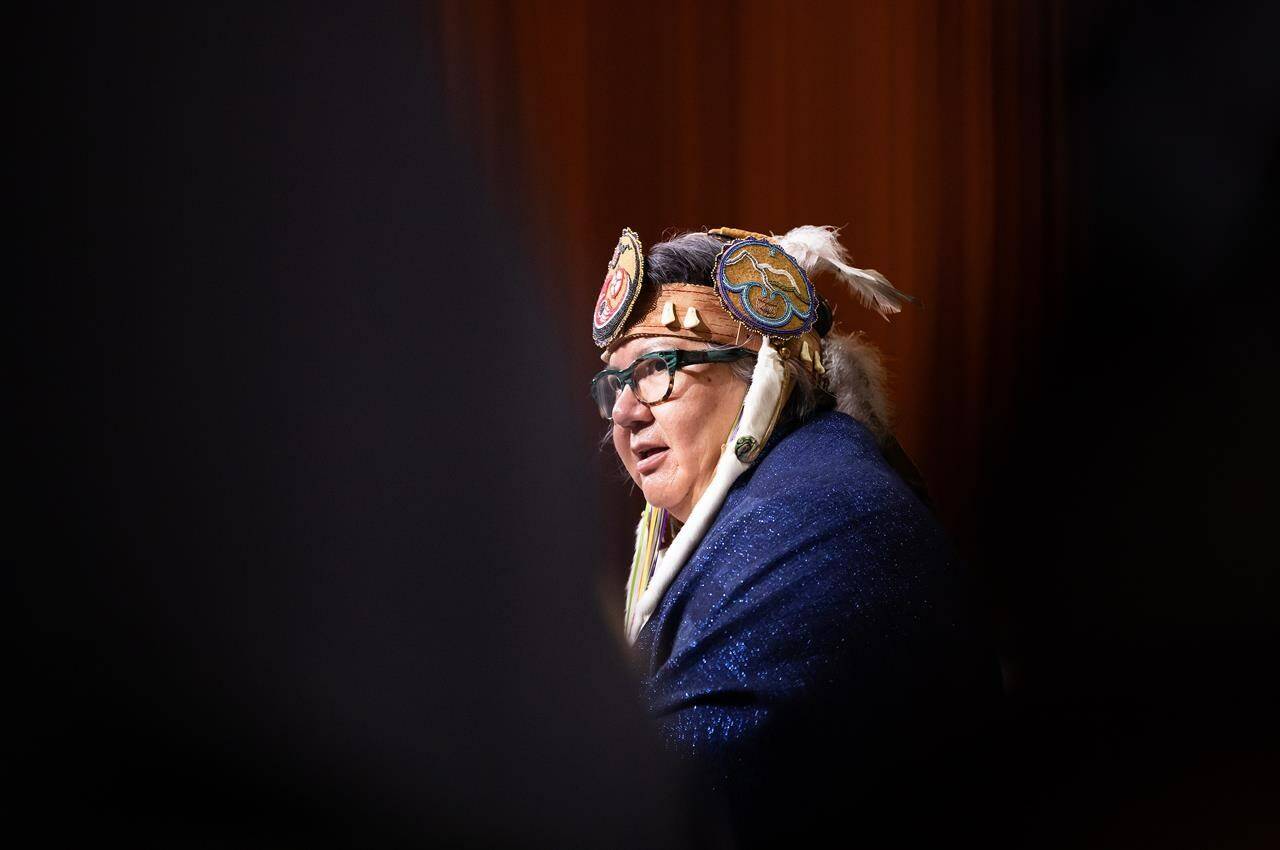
[593,226,916,644]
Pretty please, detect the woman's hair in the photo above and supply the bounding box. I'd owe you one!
[723,349,832,434]
[648,232,894,439]
[645,232,721,287]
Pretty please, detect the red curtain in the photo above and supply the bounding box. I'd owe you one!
[430,0,1063,576]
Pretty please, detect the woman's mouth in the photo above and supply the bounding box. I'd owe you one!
[635,446,669,475]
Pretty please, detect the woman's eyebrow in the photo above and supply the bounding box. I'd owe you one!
[636,339,683,355]
[612,344,662,366]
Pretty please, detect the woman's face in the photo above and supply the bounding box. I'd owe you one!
[608,337,750,523]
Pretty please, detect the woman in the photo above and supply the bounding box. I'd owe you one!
[590,226,998,842]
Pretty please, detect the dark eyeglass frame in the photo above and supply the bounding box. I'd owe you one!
[590,346,754,421]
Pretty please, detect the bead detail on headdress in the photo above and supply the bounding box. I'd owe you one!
[592,228,645,347]
[714,238,816,337]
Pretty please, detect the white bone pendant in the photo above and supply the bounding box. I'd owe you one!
[681,307,704,330]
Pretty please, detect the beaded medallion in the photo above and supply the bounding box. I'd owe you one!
[714,237,816,337]
[593,228,645,348]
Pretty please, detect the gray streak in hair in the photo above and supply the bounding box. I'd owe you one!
[645,232,722,286]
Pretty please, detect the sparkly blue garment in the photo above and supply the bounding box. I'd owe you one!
[633,410,997,837]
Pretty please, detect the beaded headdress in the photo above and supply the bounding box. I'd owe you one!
[594,225,914,643]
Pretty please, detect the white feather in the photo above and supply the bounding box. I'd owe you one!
[773,225,916,320]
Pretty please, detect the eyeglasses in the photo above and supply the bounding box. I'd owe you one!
[590,347,754,420]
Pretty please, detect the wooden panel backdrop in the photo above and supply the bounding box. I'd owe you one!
[428,0,1062,601]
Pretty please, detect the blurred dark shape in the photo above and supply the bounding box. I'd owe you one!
[14,3,693,846]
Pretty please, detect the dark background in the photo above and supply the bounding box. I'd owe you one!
[14,1,1279,846]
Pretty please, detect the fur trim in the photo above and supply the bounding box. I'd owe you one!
[821,332,892,442]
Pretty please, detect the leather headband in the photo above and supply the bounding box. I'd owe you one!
[606,283,761,353]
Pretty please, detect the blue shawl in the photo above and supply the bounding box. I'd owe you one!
[633,410,997,836]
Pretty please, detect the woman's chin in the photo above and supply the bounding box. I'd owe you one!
[641,489,694,524]
[640,480,681,512]
[640,486,668,509]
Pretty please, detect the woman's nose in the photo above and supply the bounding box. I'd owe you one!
[611,384,652,429]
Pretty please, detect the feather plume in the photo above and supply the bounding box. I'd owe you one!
[773,225,917,320]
